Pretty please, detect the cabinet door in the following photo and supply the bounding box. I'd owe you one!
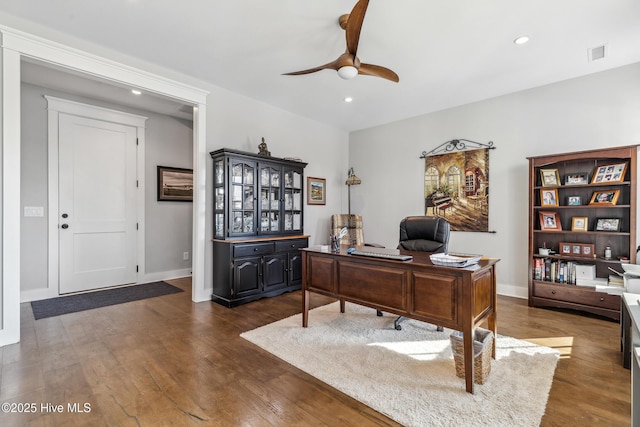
[283,166,303,233]
[288,251,303,286]
[233,257,262,298]
[263,254,287,292]
[213,157,225,238]
[258,163,282,235]
[229,159,256,236]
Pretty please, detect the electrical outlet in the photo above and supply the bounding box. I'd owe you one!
[183,251,190,261]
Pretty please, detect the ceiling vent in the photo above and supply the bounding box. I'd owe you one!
[588,44,607,62]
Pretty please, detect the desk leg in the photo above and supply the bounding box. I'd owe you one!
[302,290,310,327]
[463,323,475,394]
[340,298,345,313]
[488,311,497,359]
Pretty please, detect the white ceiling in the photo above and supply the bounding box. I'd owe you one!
[3,0,640,131]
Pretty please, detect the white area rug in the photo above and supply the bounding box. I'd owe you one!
[241,302,559,427]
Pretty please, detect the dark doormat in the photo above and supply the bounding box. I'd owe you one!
[30,281,184,320]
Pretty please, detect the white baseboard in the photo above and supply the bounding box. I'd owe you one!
[21,268,195,303]
[497,283,528,299]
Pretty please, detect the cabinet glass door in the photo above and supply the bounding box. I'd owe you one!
[230,160,256,235]
[260,165,281,233]
[214,159,225,238]
[283,168,303,232]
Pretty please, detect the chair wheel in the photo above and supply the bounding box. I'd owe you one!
[395,324,402,331]
[376,310,383,317]
[436,326,444,332]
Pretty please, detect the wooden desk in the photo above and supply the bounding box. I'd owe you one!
[301,247,499,394]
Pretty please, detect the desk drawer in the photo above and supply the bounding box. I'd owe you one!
[275,238,308,253]
[533,281,619,310]
[234,242,274,258]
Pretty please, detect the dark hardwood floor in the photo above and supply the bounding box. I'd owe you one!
[0,277,630,426]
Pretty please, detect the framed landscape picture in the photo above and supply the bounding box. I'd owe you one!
[595,218,621,232]
[307,177,326,205]
[564,172,589,185]
[157,166,193,201]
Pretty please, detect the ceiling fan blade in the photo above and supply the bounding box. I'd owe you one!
[282,59,340,76]
[358,63,399,83]
[345,0,369,57]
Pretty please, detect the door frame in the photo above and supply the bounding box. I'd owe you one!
[46,96,148,299]
[0,25,209,347]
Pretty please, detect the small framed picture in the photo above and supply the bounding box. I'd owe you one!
[572,244,582,255]
[540,168,561,187]
[595,218,621,232]
[566,196,582,206]
[539,211,562,231]
[591,162,627,184]
[571,216,589,232]
[589,189,620,206]
[307,177,326,205]
[559,242,572,255]
[582,244,595,257]
[157,166,193,202]
[540,189,559,206]
[564,172,589,185]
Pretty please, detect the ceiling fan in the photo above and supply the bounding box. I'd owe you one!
[283,0,399,83]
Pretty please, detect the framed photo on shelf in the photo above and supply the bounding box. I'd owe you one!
[566,196,582,206]
[572,244,582,255]
[559,242,572,255]
[595,218,621,232]
[589,189,620,205]
[539,211,562,231]
[539,168,561,187]
[540,189,559,206]
[571,216,589,232]
[564,172,589,185]
[582,243,595,257]
[306,177,326,205]
[591,162,627,184]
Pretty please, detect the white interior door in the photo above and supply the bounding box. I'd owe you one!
[58,113,138,294]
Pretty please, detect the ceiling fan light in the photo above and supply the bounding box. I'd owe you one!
[337,66,358,80]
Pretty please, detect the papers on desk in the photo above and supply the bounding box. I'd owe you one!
[430,253,482,268]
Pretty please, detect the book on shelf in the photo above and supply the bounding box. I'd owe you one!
[533,258,578,284]
[608,274,624,287]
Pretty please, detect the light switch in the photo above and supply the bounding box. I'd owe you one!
[24,206,44,217]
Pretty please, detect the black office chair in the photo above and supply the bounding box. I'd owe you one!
[379,215,451,330]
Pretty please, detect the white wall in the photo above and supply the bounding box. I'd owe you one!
[350,62,640,298]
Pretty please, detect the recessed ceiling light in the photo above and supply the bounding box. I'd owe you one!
[514,35,530,45]
[131,89,142,95]
[344,97,353,103]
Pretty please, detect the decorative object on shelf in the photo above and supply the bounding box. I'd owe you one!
[539,168,561,187]
[307,177,326,205]
[539,211,562,231]
[422,139,495,233]
[559,242,595,258]
[258,137,271,156]
[571,216,589,232]
[566,195,582,206]
[595,218,621,232]
[345,167,361,215]
[589,189,620,205]
[157,166,193,202]
[564,172,589,185]
[540,189,559,206]
[604,246,613,259]
[591,162,627,184]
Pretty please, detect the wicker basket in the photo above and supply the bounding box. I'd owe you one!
[450,328,493,384]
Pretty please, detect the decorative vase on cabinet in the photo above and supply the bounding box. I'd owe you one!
[527,145,637,321]
[210,148,308,307]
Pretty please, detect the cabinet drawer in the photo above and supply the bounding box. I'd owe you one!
[533,281,619,310]
[234,242,274,258]
[275,238,308,253]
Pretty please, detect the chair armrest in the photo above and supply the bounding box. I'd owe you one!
[364,242,385,248]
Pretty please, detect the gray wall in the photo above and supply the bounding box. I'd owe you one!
[20,82,193,299]
[350,62,640,298]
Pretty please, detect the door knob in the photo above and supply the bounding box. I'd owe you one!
[62,213,68,218]
[61,224,69,229]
